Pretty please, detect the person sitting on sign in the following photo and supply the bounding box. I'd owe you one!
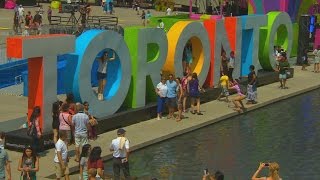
[157,19,164,29]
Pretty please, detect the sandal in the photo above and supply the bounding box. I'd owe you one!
[191,111,196,114]
[197,112,203,115]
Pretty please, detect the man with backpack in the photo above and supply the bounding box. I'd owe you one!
[0,132,11,180]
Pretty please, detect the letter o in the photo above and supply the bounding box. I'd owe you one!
[73,30,132,118]
[163,21,211,85]
[261,12,293,69]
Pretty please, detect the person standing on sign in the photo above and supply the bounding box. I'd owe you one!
[97,51,116,101]
[110,128,130,180]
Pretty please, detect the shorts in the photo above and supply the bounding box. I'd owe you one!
[279,73,286,79]
[75,134,88,147]
[55,162,69,178]
[221,86,229,96]
[97,72,106,80]
[315,57,320,64]
[166,97,177,108]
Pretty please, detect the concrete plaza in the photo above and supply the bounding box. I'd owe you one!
[1,65,319,179]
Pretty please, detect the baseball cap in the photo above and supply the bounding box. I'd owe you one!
[117,128,126,135]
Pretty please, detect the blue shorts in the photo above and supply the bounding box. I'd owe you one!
[97,72,106,80]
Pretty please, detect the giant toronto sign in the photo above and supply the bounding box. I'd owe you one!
[7,12,292,133]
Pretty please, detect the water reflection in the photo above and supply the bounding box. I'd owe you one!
[104,90,320,179]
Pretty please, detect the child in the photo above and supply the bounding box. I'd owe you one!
[217,72,229,102]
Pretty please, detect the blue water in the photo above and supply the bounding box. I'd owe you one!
[103,89,320,179]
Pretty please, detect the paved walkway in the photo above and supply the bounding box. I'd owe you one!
[4,65,320,179]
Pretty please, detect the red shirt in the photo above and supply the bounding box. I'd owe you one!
[88,159,104,170]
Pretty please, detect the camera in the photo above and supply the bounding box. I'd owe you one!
[265,163,269,167]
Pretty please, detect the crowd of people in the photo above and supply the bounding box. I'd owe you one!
[0,91,132,179]
[13,4,49,35]
[156,72,205,122]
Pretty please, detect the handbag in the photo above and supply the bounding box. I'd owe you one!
[286,70,291,76]
[89,118,98,126]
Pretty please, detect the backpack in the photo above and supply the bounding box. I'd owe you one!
[27,120,37,137]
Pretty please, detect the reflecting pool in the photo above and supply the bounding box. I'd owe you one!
[104,90,320,179]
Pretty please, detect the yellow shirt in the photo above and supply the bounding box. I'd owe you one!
[220,75,229,87]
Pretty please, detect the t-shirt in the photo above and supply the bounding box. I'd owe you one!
[33,14,42,24]
[47,9,52,16]
[231,84,243,96]
[0,149,8,178]
[279,61,290,74]
[157,22,164,29]
[54,139,68,163]
[18,7,24,16]
[146,13,151,19]
[220,75,229,87]
[59,113,71,131]
[181,76,188,90]
[248,71,256,85]
[97,60,108,74]
[110,137,129,158]
[228,57,235,68]
[188,79,199,97]
[156,82,167,97]
[72,112,89,135]
[88,159,104,170]
[166,8,172,15]
[80,157,88,172]
[166,80,178,98]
